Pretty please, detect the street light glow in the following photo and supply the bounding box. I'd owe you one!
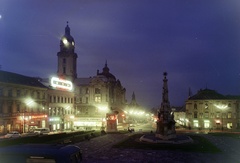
[214,104,228,110]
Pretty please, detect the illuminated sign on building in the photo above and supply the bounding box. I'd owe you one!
[51,77,73,91]
[31,115,47,119]
[49,117,61,122]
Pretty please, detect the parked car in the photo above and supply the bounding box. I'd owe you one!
[4,131,21,138]
[34,128,50,135]
[0,144,82,163]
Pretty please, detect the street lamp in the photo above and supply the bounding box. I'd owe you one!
[214,104,228,131]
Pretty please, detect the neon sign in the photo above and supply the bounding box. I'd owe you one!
[51,77,73,91]
[31,115,47,119]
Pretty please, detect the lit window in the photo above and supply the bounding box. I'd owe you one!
[95,96,101,103]
[204,112,209,118]
[227,112,232,118]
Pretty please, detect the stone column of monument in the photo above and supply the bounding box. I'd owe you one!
[155,72,176,140]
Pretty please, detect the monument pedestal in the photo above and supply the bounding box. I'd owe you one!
[155,121,176,140]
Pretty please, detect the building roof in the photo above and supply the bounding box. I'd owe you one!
[0,70,47,88]
[188,89,226,100]
[74,77,92,86]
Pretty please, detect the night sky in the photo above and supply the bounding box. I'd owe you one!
[1,0,240,108]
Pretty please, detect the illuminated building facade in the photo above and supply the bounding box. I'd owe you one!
[185,89,240,130]
[56,23,127,130]
[0,71,48,133]
[73,63,126,130]
[40,77,75,131]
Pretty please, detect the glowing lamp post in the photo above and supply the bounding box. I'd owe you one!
[214,104,228,131]
[23,99,34,133]
[97,105,108,129]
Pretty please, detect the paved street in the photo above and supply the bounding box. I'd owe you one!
[76,131,240,163]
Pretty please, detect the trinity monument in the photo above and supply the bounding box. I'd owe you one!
[155,72,176,140]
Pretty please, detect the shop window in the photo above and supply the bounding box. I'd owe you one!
[227,123,233,129]
[193,121,199,128]
[204,121,210,128]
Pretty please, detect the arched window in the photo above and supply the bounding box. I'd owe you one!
[194,103,197,110]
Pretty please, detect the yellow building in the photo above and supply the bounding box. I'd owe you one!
[185,89,240,130]
[0,70,48,133]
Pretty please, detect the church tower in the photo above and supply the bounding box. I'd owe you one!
[57,22,78,81]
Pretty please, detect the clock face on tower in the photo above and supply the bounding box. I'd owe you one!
[62,38,69,46]
[62,37,74,47]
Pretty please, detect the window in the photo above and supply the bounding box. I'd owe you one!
[17,90,21,97]
[37,92,40,99]
[194,103,197,110]
[95,88,101,94]
[193,121,199,128]
[227,123,233,129]
[63,67,66,73]
[204,120,210,128]
[216,112,220,118]
[85,88,89,94]
[194,112,198,118]
[31,91,34,98]
[8,89,12,97]
[63,58,66,64]
[0,103,2,113]
[0,88,2,96]
[95,96,101,103]
[17,104,20,112]
[8,103,12,113]
[227,112,232,118]
[86,97,88,104]
[205,103,208,109]
[222,113,226,119]
[204,112,209,118]
[210,113,214,118]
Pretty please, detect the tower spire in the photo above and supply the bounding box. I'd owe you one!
[65,21,70,35]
